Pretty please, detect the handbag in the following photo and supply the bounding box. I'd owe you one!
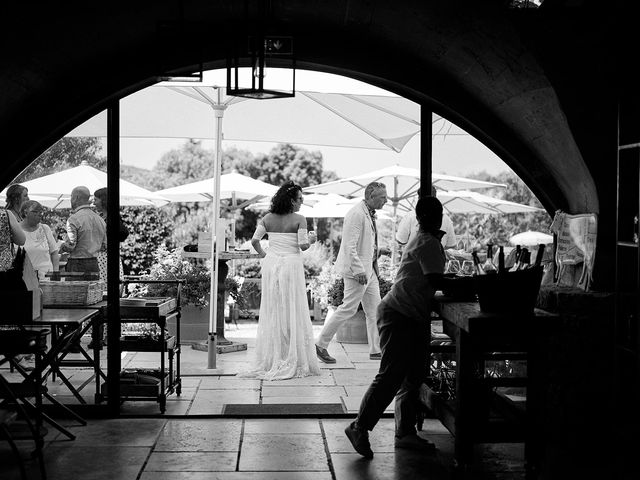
[0,209,15,272]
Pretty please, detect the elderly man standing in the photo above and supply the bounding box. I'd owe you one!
[315,182,388,363]
[60,186,106,275]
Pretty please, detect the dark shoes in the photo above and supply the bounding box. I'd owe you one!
[395,434,437,453]
[345,422,373,459]
[315,345,336,364]
[369,352,382,360]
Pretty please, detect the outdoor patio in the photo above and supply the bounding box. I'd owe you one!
[0,321,530,479]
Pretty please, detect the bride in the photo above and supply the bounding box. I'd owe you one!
[238,181,321,380]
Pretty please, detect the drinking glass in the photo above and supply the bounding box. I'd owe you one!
[446,259,461,275]
[460,260,475,276]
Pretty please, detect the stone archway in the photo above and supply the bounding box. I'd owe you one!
[0,1,596,214]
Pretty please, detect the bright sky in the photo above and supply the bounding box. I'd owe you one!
[113,69,509,178]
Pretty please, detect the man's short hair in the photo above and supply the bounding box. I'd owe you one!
[364,182,386,198]
[415,196,443,232]
[71,186,91,203]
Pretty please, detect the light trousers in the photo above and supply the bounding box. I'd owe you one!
[316,272,381,355]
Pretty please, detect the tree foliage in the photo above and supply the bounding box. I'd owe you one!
[15,138,105,182]
[448,170,552,250]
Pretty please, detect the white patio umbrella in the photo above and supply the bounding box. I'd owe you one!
[509,231,554,246]
[304,165,506,260]
[68,86,422,152]
[67,80,424,367]
[436,190,544,215]
[303,165,506,216]
[156,172,279,247]
[155,172,277,207]
[434,190,545,250]
[0,161,168,208]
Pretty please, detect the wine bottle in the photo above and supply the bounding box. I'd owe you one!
[534,243,545,267]
[509,245,522,272]
[498,245,505,273]
[472,251,485,275]
[518,248,531,270]
[483,243,497,274]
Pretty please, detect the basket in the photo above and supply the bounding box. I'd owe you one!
[473,267,543,314]
[41,280,105,306]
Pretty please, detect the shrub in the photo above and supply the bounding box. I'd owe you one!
[132,246,248,310]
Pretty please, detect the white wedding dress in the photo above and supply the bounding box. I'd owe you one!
[239,231,321,380]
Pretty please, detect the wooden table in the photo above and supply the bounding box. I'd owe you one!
[430,298,558,478]
[42,303,107,404]
[2,308,102,440]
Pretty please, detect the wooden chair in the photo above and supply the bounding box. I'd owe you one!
[0,329,49,480]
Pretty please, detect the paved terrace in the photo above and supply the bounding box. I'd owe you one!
[1,322,526,479]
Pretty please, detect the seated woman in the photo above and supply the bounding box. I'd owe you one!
[19,200,59,280]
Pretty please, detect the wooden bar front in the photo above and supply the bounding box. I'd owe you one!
[430,298,558,477]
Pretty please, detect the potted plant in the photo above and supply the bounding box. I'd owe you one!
[307,254,397,344]
[130,246,250,342]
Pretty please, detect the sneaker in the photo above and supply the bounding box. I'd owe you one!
[315,345,336,364]
[345,422,374,459]
[394,434,436,453]
[369,352,382,360]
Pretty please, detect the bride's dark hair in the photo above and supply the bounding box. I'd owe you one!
[270,181,302,214]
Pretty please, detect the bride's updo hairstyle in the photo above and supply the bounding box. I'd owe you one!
[270,181,302,214]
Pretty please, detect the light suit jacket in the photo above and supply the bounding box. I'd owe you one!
[334,201,376,279]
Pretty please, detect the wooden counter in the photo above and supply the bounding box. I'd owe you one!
[430,298,558,477]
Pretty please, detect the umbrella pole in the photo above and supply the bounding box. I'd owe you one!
[208,100,226,369]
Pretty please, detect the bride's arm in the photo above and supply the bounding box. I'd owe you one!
[251,219,268,258]
[297,215,314,251]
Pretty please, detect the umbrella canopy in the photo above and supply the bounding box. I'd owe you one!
[154,172,278,208]
[65,80,423,365]
[509,231,554,246]
[303,165,506,215]
[0,162,167,208]
[249,193,393,220]
[68,86,421,153]
[437,190,544,215]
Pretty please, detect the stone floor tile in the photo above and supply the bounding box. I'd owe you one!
[145,451,237,471]
[119,398,191,415]
[332,369,378,386]
[45,445,151,480]
[140,473,332,480]
[348,352,382,363]
[266,370,335,386]
[243,419,321,434]
[343,385,369,397]
[331,451,451,480]
[166,387,197,400]
[187,401,225,415]
[262,385,346,397]
[342,395,393,413]
[339,343,370,353]
[179,377,203,387]
[192,388,260,404]
[262,396,344,404]
[50,418,165,447]
[239,433,328,471]
[323,418,398,454]
[199,377,261,389]
[155,419,242,451]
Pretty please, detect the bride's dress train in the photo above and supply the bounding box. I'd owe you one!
[238,232,321,380]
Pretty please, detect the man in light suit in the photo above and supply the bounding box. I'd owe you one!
[316,182,388,363]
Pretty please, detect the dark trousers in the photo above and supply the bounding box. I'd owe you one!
[66,257,99,273]
[356,302,430,437]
